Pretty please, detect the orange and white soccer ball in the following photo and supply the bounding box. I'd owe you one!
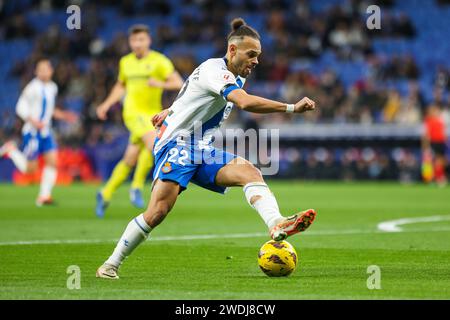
[258,240,298,277]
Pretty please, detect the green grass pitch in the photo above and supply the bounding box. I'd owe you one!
[0,181,449,299]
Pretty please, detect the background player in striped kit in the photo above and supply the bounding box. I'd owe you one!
[0,58,77,206]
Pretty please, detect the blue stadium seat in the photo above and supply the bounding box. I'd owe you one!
[25,10,67,33]
[64,97,84,113]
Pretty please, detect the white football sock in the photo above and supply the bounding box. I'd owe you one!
[243,182,283,230]
[39,166,57,198]
[106,214,152,268]
[8,149,27,173]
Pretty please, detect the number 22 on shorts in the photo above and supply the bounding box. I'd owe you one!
[167,147,189,166]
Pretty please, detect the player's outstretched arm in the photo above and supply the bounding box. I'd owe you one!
[96,81,126,120]
[227,89,315,114]
[16,86,45,129]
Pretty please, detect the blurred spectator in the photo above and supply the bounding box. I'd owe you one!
[395,92,422,125]
[383,89,401,122]
[393,13,416,38]
[4,14,34,39]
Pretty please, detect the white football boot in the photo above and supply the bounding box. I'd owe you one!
[96,263,119,280]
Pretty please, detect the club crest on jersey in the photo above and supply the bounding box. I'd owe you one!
[162,162,172,173]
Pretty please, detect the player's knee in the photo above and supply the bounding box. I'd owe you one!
[123,156,137,167]
[46,158,57,168]
[26,161,38,174]
[243,164,264,184]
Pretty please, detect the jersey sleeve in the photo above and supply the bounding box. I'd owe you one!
[15,84,34,121]
[52,82,58,97]
[118,57,126,84]
[203,63,240,99]
[157,54,175,80]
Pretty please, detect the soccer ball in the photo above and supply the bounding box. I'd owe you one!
[258,240,298,277]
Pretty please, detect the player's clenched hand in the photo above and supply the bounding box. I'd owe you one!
[152,109,169,128]
[294,97,316,113]
[96,103,109,121]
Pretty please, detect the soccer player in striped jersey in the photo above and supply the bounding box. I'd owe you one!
[0,59,77,206]
[96,18,317,279]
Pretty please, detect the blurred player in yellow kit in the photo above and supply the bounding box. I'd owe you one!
[95,24,183,217]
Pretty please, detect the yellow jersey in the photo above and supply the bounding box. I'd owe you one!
[118,50,174,116]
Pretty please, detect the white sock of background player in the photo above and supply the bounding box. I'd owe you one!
[38,166,57,199]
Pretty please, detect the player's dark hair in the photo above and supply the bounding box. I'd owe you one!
[227,18,260,42]
[34,57,51,68]
[128,24,150,36]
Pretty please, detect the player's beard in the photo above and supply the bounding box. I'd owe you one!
[241,64,253,77]
[235,61,250,78]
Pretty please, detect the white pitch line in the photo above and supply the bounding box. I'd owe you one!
[377,215,450,232]
[0,230,371,246]
[1,227,450,247]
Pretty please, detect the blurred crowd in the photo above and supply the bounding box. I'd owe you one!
[276,146,421,183]
[1,0,450,181]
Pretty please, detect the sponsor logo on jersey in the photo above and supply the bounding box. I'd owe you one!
[222,72,235,84]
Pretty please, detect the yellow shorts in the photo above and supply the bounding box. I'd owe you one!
[123,113,156,146]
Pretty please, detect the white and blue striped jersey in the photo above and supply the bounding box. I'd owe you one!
[154,58,245,153]
[15,78,58,137]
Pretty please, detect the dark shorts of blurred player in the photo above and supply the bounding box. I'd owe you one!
[430,142,447,157]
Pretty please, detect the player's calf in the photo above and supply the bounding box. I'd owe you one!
[143,199,172,228]
[142,179,180,228]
